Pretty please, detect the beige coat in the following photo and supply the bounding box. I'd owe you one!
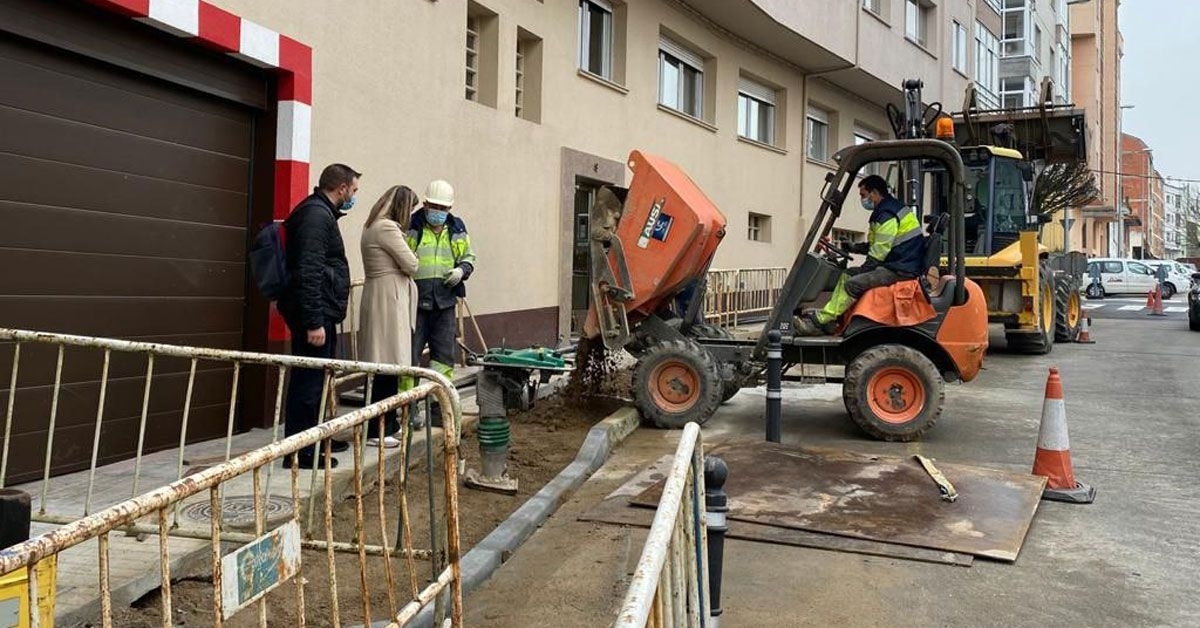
[359,219,419,365]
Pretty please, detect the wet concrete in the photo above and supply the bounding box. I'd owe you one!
[464,316,1200,627]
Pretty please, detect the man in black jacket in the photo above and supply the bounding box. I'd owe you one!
[278,163,358,469]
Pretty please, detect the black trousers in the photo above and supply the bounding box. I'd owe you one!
[285,320,338,452]
[413,306,457,374]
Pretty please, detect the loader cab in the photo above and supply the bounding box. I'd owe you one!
[955,146,1032,256]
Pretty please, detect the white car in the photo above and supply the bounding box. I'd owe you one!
[1141,260,1195,300]
[1085,258,1161,298]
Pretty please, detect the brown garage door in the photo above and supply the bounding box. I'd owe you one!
[0,2,268,483]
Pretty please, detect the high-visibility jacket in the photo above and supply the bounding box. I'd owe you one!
[406,210,476,310]
[867,196,925,276]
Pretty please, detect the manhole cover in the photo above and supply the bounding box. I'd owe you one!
[179,495,294,530]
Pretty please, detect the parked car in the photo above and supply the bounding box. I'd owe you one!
[1190,273,1200,332]
[1142,260,1195,299]
[1085,258,1161,298]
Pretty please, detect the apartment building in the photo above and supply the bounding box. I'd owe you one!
[1071,0,1123,256]
[1120,132,1159,259]
[999,0,1071,108]
[1163,180,1186,260]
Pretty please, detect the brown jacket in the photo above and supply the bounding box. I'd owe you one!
[358,219,419,365]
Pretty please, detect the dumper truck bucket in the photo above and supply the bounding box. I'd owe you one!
[952,83,1087,164]
[584,150,727,350]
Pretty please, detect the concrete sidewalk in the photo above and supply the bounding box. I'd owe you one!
[12,367,495,626]
[464,318,1200,627]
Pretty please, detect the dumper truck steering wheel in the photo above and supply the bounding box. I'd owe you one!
[816,237,852,267]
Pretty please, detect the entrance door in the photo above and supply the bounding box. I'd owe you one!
[570,182,600,334]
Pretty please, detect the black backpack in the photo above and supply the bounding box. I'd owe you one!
[249,221,289,300]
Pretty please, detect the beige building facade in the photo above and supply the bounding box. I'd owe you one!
[1071,0,1123,257]
[4,0,999,352]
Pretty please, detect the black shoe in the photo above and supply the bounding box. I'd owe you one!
[283,454,339,470]
[327,439,350,453]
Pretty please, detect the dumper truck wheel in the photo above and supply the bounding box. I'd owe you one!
[632,339,724,429]
[1006,272,1055,355]
[1054,274,1083,342]
[844,344,944,441]
[684,323,744,402]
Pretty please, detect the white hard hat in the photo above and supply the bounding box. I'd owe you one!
[424,179,454,207]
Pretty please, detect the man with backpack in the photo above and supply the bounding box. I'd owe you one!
[276,163,359,469]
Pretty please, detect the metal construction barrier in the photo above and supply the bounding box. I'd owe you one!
[0,327,464,626]
[703,267,787,328]
[615,423,711,628]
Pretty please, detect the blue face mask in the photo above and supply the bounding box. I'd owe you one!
[426,208,448,226]
[860,197,875,211]
[339,195,356,212]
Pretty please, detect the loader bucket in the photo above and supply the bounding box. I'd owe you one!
[584,150,727,348]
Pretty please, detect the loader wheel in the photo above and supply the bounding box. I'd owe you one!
[632,340,723,429]
[684,323,744,403]
[1006,272,1055,355]
[843,345,944,441]
[1053,275,1083,343]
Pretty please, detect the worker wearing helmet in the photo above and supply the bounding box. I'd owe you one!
[406,179,477,424]
[795,174,924,336]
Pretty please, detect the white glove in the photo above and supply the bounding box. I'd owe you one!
[443,267,465,287]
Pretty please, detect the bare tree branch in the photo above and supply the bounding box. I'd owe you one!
[1032,162,1099,216]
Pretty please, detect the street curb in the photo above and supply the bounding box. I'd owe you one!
[368,405,641,628]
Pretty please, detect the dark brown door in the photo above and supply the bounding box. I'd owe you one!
[0,1,266,483]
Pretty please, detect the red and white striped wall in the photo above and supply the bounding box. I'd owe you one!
[85,0,312,341]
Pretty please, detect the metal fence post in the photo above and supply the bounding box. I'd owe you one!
[766,329,782,443]
[704,456,728,628]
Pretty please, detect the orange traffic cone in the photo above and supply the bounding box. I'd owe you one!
[1146,288,1155,308]
[1032,367,1095,503]
[1076,316,1095,344]
[1149,285,1167,316]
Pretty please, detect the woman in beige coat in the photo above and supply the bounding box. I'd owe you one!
[359,185,420,447]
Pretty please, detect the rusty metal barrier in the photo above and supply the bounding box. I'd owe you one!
[0,327,464,626]
[614,423,710,628]
[703,268,787,328]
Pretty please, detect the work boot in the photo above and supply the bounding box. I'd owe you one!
[792,312,834,337]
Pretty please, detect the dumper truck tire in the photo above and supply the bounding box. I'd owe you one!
[684,323,743,402]
[1053,274,1083,343]
[1006,272,1055,355]
[632,339,724,429]
[844,344,944,441]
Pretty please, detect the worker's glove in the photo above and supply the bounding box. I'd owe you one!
[848,242,870,255]
[859,258,880,273]
[443,267,465,287]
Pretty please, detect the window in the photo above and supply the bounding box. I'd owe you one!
[975,23,1000,104]
[658,37,704,119]
[1001,77,1027,110]
[1033,25,1042,64]
[854,126,879,176]
[992,158,1027,242]
[1101,261,1123,274]
[863,0,882,15]
[1128,261,1153,276]
[578,0,613,79]
[905,0,932,47]
[737,76,777,145]
[466,2,499,106]
[951,21,968,72]
[748,213,771,242]
[465,17,479,101]
[806,106,830,162]
[1002,0,1028,56]
[515,28,543,122]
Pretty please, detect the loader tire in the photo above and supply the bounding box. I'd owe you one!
[684,323,744,402]
[1006,271,1055,355]
[843,344,944,441]
[1053,274,1083,343]
[632,339,724,429]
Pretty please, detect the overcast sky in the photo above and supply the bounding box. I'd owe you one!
[1118,1,1200,184]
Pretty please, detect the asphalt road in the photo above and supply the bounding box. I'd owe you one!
[465,314,1200,628]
